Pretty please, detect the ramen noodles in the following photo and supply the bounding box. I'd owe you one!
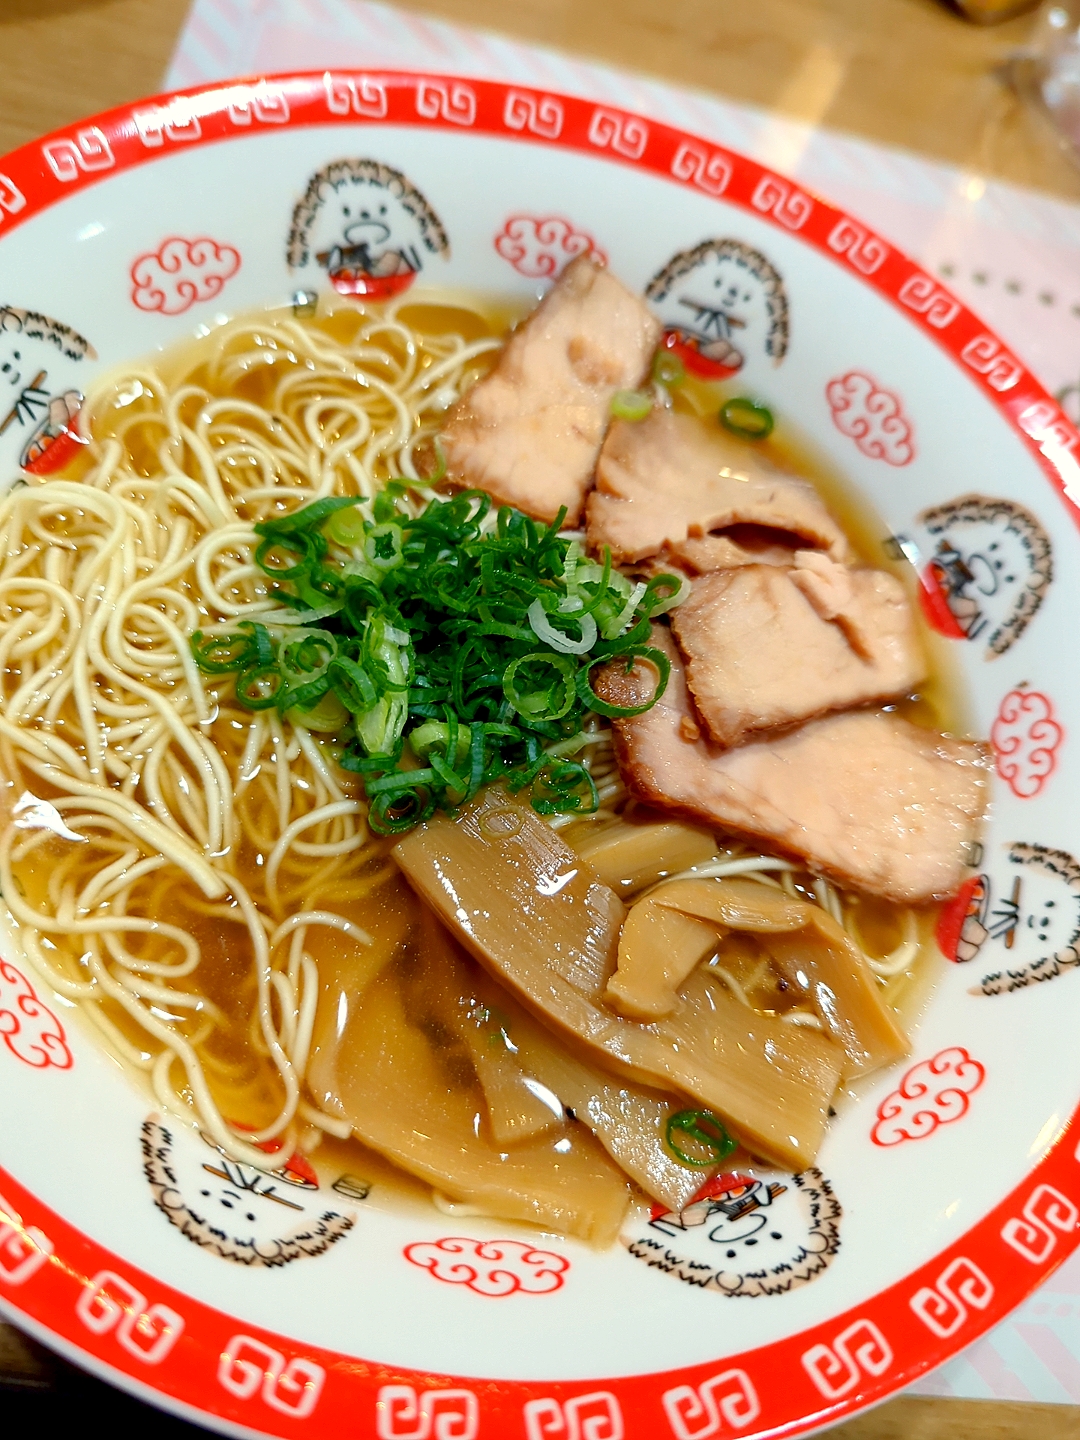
[0,276,983,1244]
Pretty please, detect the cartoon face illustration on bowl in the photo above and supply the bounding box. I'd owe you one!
[287,159,449,300]
[0,306,96,478]
[141,1118,354,1267]
[644,240,788,380]
[623,1167,840,1296]
[936,843,1080,995]
[915,495,1052,658]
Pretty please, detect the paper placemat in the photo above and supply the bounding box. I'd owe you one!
[161,0,1080,1405]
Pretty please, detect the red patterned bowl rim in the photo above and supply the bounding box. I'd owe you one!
[1,69,1079,1440]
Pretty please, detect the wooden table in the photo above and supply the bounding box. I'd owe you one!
[2,0,1080,199]
[1,2,1079,1436]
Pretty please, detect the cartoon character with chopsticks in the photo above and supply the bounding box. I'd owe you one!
[286,158,449,300]
[141,1117,355,1268]
[0,305,96,477]
[645,238,789,380]
[916,495,1052,658]
[624,1167,841,1296]
[936,842,1080,994]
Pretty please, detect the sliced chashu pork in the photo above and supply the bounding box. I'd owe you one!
[670,551,926,747]
[586,407,848,570]
[440,255,660,526]
[603,627,989,904]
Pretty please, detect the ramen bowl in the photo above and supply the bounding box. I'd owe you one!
[0,70,1078,1440]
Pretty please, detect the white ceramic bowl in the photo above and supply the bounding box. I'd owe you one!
[1,69,1079,1440]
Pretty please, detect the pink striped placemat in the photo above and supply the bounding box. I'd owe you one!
[165,0,1080,1404]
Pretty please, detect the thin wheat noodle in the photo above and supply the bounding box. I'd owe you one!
[0,301,496,1166]
[0,295,932,1201]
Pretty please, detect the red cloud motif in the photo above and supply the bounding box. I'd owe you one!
[0,957,73,1070]
[131,237,241,315]
[826,372,914,466]
[871,1047,984,1147]
[991,688,1063,799]
[403,1237,569,1296]
[494,216,606,279]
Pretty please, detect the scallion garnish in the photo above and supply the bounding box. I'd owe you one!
[665,1109,738,1168]
[652,350,686,388]
[610,389,653,422]
[190,489,682,834]
[719,396,775,440]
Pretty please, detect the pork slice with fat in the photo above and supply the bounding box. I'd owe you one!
[605,627,989,903]
[441,255,660,526]
[670,554,926,747]
[586,407,848,569]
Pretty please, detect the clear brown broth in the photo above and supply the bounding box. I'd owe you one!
[6,293,962,1193]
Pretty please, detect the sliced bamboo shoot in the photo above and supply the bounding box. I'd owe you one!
[653,876,808,931]
[393,790,844,1169]
[605,900,719,1019]
[767,909,910,1074]
[509,1013,721,1213]
[606,876,811,1020]
[458,1026,567,1145]
[572,818,718,894]
[615,875,909,1074]
[310,967,630,1244]
[407,904,712,1204]
[415,905,566,1146]
[305,871,416,1087]
[431,913,724,1208]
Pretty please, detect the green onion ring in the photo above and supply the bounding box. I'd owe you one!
[503,652,577,721]
[718,397,775,440]
[610,389,653,422]
[235,664,287,711]
[665,1110,738,1168]
[255,494,364,538]
[575,646,669,719]
[652,350,686,388]
[325,504,369,547]
[254,530,322,580]
[190,630,256,675]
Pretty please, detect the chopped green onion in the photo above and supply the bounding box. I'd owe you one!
[368,783,436,835]
[652,350,686,388]
[427,437,448,484]
[601,580,647,640]
[525,760,599,816]
[266,603,343,626]
[410,720,471,764]
[503,652,577,721]
[527,598,597,656]
[191,630,256,675]
[192,485,682,835]
[373,482,407,524]
[364,522,404,572]
[642,571,690,617]
[325,504,369,547]
[610,389,653,422]
[244,622,275,667]
[719,397,774,440]
[288,689,349,732]
[330,656,378,714]
[254,530,323,579]
[665,1109,737,1168]
[256,495,364,538]
[576,647,669,719]
[235,665,287,711]
[279,629,338,684]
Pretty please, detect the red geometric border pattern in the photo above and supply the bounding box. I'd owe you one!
[2,1108,1080,1437]
[1,71,1077,526]
[3,71,1080,1437]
